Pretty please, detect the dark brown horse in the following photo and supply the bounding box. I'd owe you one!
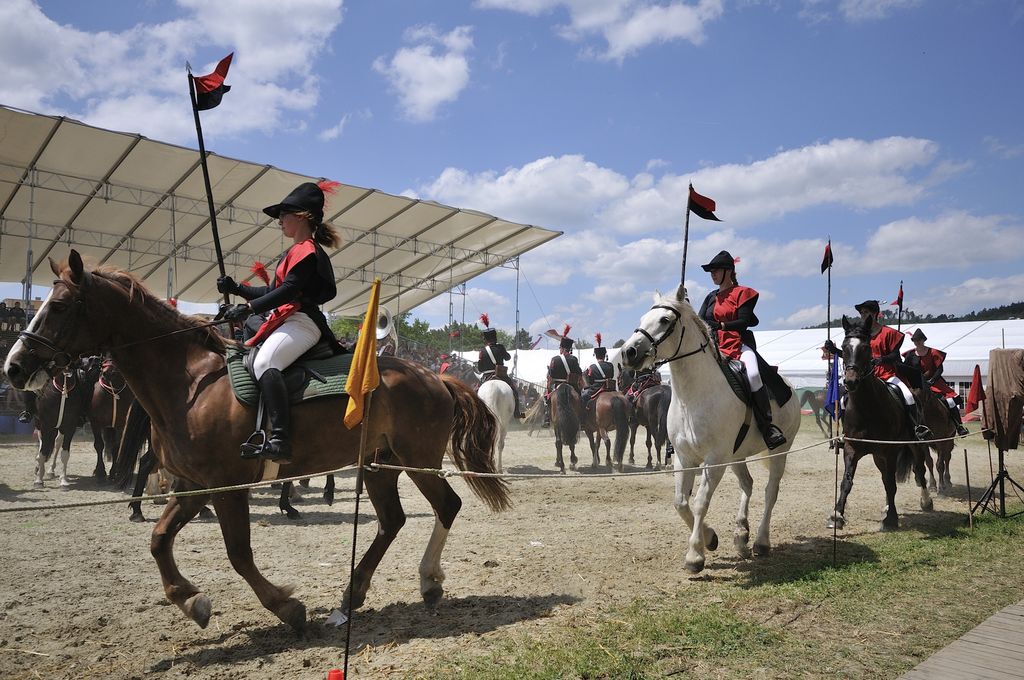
[581,390,632,471]
[628,384,672,469]
[918,389,956,495]
[4,251,510,631]
[800,389,829,436]
[549,382,581,472]
[828,316,933,531]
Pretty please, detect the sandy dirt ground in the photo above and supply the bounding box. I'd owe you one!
[0,419,1019,679]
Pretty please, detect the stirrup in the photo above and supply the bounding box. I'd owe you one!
[240,430,267,459]
[17,412,31,424]
[956,424,969,437]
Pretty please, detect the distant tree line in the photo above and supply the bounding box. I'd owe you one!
[803,300,1024,329]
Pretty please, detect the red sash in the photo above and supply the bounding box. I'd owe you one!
[869,325,903,380]
[246,240,316,347]
[711,285,758,360]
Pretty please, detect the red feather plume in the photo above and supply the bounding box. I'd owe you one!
[595,332,602,347]
[251,261,270,285]
[317,180,341,196]
[479,313,490,328]
[562,324,571,338]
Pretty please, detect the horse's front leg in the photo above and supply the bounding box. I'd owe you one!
[628,420,638,464]
[685,464,727,573]
[730,462,754,559]
[214,488,306,630]
[584,429,599,469]
[754,453,788,557]
[912,444,934,512]
[150,484,215,628]
[324,474,336,505]
[923,447,937,492]
[56,431,73,489]
[34,430,54,487]
[94,426,112,483]
[828,446,860,529]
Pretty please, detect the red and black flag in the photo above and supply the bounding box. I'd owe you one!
[820,240,833,274]
[891,282,903,307]
[687,184,721,221]
[192,53,233,111]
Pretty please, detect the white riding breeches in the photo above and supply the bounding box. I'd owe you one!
[740,344,762,392]
[253,312,320,380]
[886,375,915,406]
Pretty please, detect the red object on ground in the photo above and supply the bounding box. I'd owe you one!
[327,670,344,680]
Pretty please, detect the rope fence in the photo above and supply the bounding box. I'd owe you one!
[0,429,994,515]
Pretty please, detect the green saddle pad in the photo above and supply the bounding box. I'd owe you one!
[226,346,354,407]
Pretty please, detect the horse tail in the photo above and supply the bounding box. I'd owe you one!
[896,445,917,484]
[556,384,580,445]
[611,396,630,462]
[110,401,150,490]
[441,374,512,512]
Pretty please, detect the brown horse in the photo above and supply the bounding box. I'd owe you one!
[4,251,510,631]
[917,389,956,495]
[800,389,829,436]
[628,384,672,469]
[549,382,581,472]
[828,316,933,531]
[581,390,632,471]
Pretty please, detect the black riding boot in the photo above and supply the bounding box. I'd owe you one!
[905,403,931,440]
[246,368,292,462]
[950,405,969,437]
[512,387,525,419]
[542,398,551,427]
[752,387,787,450]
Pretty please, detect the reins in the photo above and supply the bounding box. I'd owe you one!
[633,303,710,368]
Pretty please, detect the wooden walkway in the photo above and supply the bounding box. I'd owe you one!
[900,599,1024,679]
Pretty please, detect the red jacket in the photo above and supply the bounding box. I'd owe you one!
[869,325,904,380]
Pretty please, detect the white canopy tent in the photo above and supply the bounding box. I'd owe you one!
[0,105,560,317]
[461,319,1024,394]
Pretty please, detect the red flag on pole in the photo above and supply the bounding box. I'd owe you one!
[820,241,833,274]
[966,364,985,414]
[193,53,233,111]
[890,283,904,307]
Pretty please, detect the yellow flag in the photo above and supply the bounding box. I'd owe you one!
[344,279,381,429]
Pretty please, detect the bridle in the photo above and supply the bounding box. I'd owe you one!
[632,304,709,368]
[842,335,872,390]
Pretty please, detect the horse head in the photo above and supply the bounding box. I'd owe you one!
[840,314,873,392]
[620,284,710,370]
[5,251,102,391]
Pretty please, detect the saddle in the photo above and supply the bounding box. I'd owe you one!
[717,352,793,408]
[227,341,354,407]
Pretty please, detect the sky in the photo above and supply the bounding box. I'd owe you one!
[1,0,1022,347]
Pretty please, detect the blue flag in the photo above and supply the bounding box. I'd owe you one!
[823,353,841,419]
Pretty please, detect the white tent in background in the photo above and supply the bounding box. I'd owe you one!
[459,319,1024,396]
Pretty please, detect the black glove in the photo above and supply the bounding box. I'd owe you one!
[823,339,838,355]
[221,303,252,322]
[216,275,238,295]
[870,357,883,367]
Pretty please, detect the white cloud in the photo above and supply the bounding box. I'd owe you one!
[414,137,954,235]
[475,0,724,60]
[373,25,473,122]
[776,304,829,327]
[319,114,350,141]
[915,273,1024,316]
[984,136,1024,160]
[838,0,921,22]
[0,0,344,143]
[864,211,1024,271]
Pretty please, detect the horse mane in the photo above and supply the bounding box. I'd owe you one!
[658,291,722,362]
[66,265,227,355]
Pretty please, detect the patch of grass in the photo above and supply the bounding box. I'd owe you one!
[422,512,1024,679]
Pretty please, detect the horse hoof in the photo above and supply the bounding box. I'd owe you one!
[129,512,145,523]
[629,457,635,465]
[45,472,55,481]
[826,516,845,530]
[33,481,44,489]
[921,499,934,512]
[752,543,771,557]
[684,556,705,574]
[422,584,444,609]
[324,491,335,506]
[880,522,898,532]
[277,598,307,631]
[646,462,652,470]
[184,593,212,629]
[198,507,215,520]
[928,483,937,493]
[569,463,576,471]
[283,508,301,520]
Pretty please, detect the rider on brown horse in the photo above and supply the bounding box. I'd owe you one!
[903,328,969,436]
[581,333,616,414]
[543,326,582,427]
[217,181,343,462]
[476,313,524,418]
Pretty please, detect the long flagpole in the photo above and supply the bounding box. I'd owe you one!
[896,279,903,332]
[343,390,373,676]
[826,238,839,567]
[680,203,691,286]
[186,64,230,306]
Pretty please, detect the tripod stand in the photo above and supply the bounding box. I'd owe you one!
[972,447,1024,518]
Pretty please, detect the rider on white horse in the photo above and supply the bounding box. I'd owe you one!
[476,313,524,418]
[697,250,787,450]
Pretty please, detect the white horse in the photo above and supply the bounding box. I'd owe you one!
[477,379,515,470]
[620,286,800,573]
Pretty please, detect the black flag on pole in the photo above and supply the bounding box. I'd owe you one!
[193,53,233,111]
[687,184,721,221]
[821,240,833,274]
